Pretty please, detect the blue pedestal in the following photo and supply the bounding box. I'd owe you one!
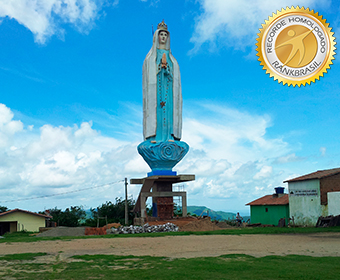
[148,170,177,177]
[138,140,189,177]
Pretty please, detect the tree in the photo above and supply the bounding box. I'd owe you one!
[84,197,135,227]
[0,206,8,213]
[48,206,86,227]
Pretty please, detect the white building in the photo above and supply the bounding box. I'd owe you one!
[284,168,340,226]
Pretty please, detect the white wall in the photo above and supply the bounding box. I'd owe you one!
[328,192,340,216]
[288,179,323,226]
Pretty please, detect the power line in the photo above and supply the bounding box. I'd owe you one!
[0,180,124,203]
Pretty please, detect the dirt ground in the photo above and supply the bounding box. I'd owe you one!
[1,232,340,260]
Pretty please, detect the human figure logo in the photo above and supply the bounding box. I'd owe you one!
[256,6,336,87]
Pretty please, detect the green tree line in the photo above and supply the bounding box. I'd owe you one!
[86,197,135,227]
[0,197,135,227]
[0,206,8,213]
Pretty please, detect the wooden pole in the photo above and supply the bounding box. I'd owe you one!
[125,178,128,225]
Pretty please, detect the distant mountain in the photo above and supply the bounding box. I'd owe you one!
[84,206,248,222]
[187,206,236,221]
[84,209,93,219]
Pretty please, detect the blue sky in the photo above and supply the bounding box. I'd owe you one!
[0,0,339,215]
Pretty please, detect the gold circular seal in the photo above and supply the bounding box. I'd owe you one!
[256,6,336,87]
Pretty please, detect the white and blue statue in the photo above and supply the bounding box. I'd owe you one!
[138,20,189,176]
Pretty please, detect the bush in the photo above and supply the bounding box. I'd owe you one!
[0,206,9,213]
[83,197,135,226]
[48,206,86,227]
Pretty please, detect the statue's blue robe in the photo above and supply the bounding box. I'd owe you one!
[151,49,174,142]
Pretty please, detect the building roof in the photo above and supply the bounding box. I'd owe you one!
[284,167,340,183]
[0,208,52,219]
[246,194,289,206]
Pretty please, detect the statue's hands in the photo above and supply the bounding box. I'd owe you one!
[161,53,167,69]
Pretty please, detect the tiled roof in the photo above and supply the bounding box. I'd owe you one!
[246,194,289,206]
[0,208,51,218]
[284,167,340,183]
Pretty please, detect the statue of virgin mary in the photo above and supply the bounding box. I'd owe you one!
[142,20,182,141]
[138,20,189,176]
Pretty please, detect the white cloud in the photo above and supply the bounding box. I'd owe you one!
[0,102,299,213]
[0,0,105,43]
[274,153,303,164]
[254,165,272,179]
[0,103,140,207]
[191,0,331,51]
[0,104,24,147]
[320,147,326,157]
[182,103,287,163]
[177,102,292,210]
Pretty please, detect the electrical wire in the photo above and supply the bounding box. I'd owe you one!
[0,180,124,203]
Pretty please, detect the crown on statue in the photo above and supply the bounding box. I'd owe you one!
[157,20,168,32]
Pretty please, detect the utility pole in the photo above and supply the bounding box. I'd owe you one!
[125,177,128,225]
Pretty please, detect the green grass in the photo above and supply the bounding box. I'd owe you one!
[0,252,47,261]
[1,226,340,244]
[0,253,339,279]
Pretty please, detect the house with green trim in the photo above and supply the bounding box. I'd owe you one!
[246,188,289,226]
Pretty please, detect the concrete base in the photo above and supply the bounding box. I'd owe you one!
[131,174,195,220]
[134,217,146,226]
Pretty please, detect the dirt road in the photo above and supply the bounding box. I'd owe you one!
[1,232,340,259]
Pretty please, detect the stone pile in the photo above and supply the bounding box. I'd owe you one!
[108,222,178,234]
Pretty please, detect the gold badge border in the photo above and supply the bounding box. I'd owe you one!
[256,6,336,87]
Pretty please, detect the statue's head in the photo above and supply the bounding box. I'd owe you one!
[157,20,169,49]
[158,30,168,45]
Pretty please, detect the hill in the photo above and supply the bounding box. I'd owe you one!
[187,206,236,221]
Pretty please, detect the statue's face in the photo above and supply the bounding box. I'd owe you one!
[158,31,168,44]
